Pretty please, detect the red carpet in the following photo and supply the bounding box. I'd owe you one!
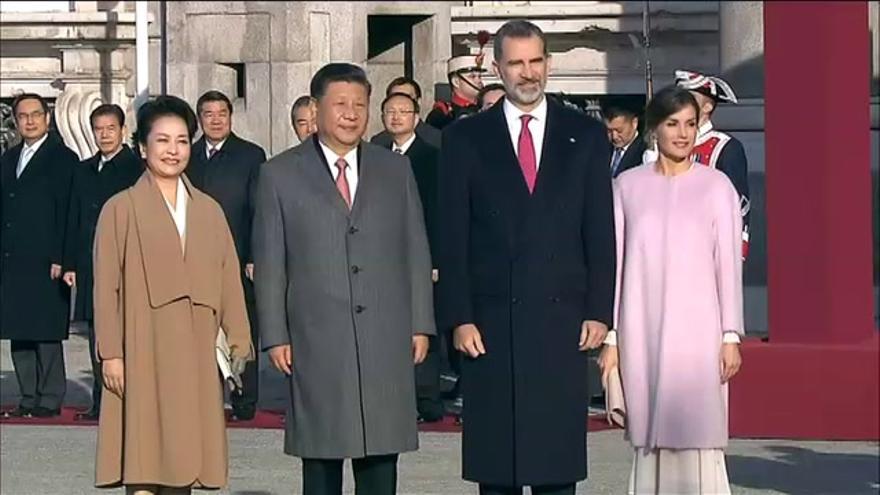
[0,407,617,433]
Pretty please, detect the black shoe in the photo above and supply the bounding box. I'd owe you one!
[3,406,33,418]
[31,407,61,418]
[231,405,256,421]
[75,408,100,421]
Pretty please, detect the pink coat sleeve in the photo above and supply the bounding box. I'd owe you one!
[714,180,745,335]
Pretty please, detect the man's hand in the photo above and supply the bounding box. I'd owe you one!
[50,264,62,280]
[102,358,124,398]
[579,320,608,351]
[720,343,742,384]
[245,263,254,281]
[62,271,76,287]
[412,335,429,364]
[268,344,292,375]
[454,323,486,358]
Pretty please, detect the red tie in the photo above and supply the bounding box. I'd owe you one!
[518,114,537,193]
[335,158,352,209]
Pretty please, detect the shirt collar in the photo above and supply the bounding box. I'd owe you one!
[698,120,714,139]
[618,131,639,153]
[392,133,417,154]
[23,133,49,156]
[206,137,228,157]
[101,146,124,164]
[318,139,358,171]
[503,95,548,128]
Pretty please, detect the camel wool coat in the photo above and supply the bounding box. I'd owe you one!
[93,172,252,488]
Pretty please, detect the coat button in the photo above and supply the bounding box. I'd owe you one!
[547,253,555,260]
[550,296,560,303]
[8,193,14,198]
[351,265,361,274]
[355,305,365,313]
[3,252,9,258]
[349,226,359,234]
[91,203,99,209]
[4,222,10,228]
[511,297,520,305]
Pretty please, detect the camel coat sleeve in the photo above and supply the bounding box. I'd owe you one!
[93,195,127,360]
[218,215,254,360]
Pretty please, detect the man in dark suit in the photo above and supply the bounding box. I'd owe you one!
[1,93,79,418]
[379,91,443,423]
[437,21,616,494]
[62,103,143,421]
[601,100,647,178]
[187,90,266,421]
[370,77,441,149]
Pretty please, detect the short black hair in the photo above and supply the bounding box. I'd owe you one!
[494,20,548,62]
[385,76,422,99]
[381,92,420,114]
[290,95,314,123]
[196,90,233,115]
[90,103,126,128]
[310,63,372,101]
[12,93,50,116]
[644,87,700,134]
[134,95,198,145]
[477,83,506,108]
[601,103,639,122]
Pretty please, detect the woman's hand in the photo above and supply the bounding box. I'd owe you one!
[720,343,742,384]
[102,358,125,398]
[597,344,619,389]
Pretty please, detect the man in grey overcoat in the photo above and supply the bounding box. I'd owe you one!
[253,63,436,495]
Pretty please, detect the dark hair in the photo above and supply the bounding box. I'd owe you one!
[381,92,420,114]
[12,93,50,116]
[134,95,198,145]
[90,104,126,128]
[196,90,233,115]
[601,102,639,122]
[493,20,548,62]
[290,95,314,123]
[477,83,506,108]
[644,87,700,134]
[309,63,372,101]
[385,76,422,99]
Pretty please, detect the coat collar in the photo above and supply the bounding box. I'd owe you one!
[128,171,218,310]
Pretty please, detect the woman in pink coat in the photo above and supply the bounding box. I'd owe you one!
[598,87,744,494]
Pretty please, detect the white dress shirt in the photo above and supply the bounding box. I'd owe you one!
[611,132,640,169]
[16,133,49,178]
[392,133,417,155]
[206,138,227,160]
[503,96,548,170]
[318,140,360,200]
[162,177,189,252]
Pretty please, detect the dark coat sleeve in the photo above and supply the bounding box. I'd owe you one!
[243,145,267,264]
[581,121,616,327]
[436,125,474,330]
[62,162,84,271]
[52,144,78,266]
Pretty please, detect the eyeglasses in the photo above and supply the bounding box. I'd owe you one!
[382,110,416,117]
[16,110,46,122]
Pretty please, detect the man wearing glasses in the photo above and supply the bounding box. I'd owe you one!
[380,91,443,423]
[1,93,79,418]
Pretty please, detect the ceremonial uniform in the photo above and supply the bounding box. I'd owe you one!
[426,55,485,130]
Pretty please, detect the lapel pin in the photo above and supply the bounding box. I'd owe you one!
[569,137,576,143]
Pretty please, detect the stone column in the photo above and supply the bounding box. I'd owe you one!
[719,1,763,99]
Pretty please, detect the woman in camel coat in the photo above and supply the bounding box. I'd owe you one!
[93,95,252,494]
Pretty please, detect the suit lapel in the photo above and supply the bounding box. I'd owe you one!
[483,103,532,201]
[350,143,373,222]
[129,173,190,308]
[532,101,572,199]
[1,144,22,187]
[16,135,55,182]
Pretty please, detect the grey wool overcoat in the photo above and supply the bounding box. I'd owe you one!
[253,137,436,459]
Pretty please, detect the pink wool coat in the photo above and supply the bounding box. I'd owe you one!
[613,163,744,449]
